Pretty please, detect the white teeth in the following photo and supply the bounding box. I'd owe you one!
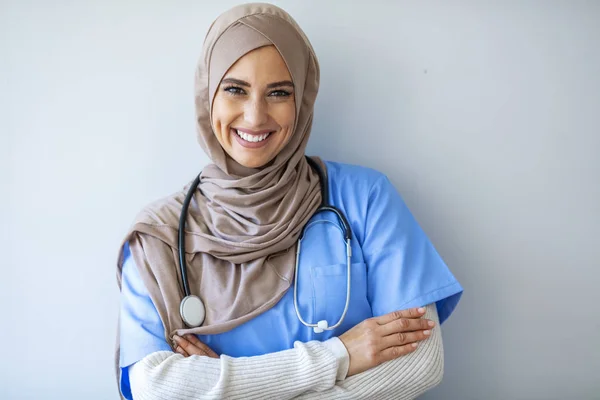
[236,130,271,143]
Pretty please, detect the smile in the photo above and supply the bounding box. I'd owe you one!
[232,128,274,149]
[236,129,271,142]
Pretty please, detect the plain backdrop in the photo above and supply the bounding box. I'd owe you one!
[2,1,599,399]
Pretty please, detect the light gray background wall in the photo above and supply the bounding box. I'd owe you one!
[2,1,599,399]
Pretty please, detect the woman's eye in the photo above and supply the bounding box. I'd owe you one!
[224,86,245,95]
[269,90,292,97]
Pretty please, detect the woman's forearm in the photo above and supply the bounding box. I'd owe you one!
[129,338,348,400]
[130,304,441,400]
[295,304,443,400]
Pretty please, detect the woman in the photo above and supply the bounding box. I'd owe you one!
[116,3,463,399]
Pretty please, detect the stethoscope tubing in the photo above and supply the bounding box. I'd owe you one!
[177,157,353,332]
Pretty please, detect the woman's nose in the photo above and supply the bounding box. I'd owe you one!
[244,97,269,127]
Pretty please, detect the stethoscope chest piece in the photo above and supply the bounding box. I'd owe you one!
[180,295,205,328]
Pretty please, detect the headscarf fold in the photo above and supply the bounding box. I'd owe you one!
[115,4,324,382]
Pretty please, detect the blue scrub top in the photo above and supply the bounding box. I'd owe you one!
[118,161,463,399]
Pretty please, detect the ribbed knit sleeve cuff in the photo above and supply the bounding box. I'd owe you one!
[322,337,350,381]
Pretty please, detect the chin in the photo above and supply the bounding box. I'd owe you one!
[234,154,270,169]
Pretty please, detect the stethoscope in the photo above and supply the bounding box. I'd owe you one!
[177,156,352,334]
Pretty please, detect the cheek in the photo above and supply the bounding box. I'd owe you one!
[271,103,296,132]
[212,98,237,133]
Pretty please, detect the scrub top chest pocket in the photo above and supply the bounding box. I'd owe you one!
[297,213,372,337]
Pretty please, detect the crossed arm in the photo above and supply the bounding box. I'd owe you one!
[129,304,442,400]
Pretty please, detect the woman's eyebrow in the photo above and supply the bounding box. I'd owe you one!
[267,80,294,89]
[221,78,294,89]
[221,78,250,86]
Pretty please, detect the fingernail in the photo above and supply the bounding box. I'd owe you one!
[424,330,431,336]
[412,343,418,348]
[428,321,435,327]
[418,307,425,313]
[173,335,180,342]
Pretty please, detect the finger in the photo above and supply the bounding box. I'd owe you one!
[184,334,219,358]
[380,329,432,349]
[175,346,189,357]
[379,317,435,336]
[377,342,419,364]
[173,335,204,356]
[374,307,425,325]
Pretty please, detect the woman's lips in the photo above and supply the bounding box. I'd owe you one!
[232,128,274,148]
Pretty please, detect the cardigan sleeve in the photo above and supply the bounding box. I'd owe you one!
[129,304,440,400]
[128,337,348,400]
[294,304,442,400]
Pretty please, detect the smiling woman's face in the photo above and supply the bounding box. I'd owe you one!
[211,45,296,169]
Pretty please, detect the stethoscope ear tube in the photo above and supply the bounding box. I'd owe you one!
[293,236,353,334]
[178,174,200,298]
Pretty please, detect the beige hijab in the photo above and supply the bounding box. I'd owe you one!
[115,3,324,383]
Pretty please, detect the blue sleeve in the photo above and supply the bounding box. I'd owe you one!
[119,241,172,399]
[362,175,463,324]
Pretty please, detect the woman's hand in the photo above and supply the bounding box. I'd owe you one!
[339,307,435,377]
[171,307,433,375]
[172,334,219,358]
